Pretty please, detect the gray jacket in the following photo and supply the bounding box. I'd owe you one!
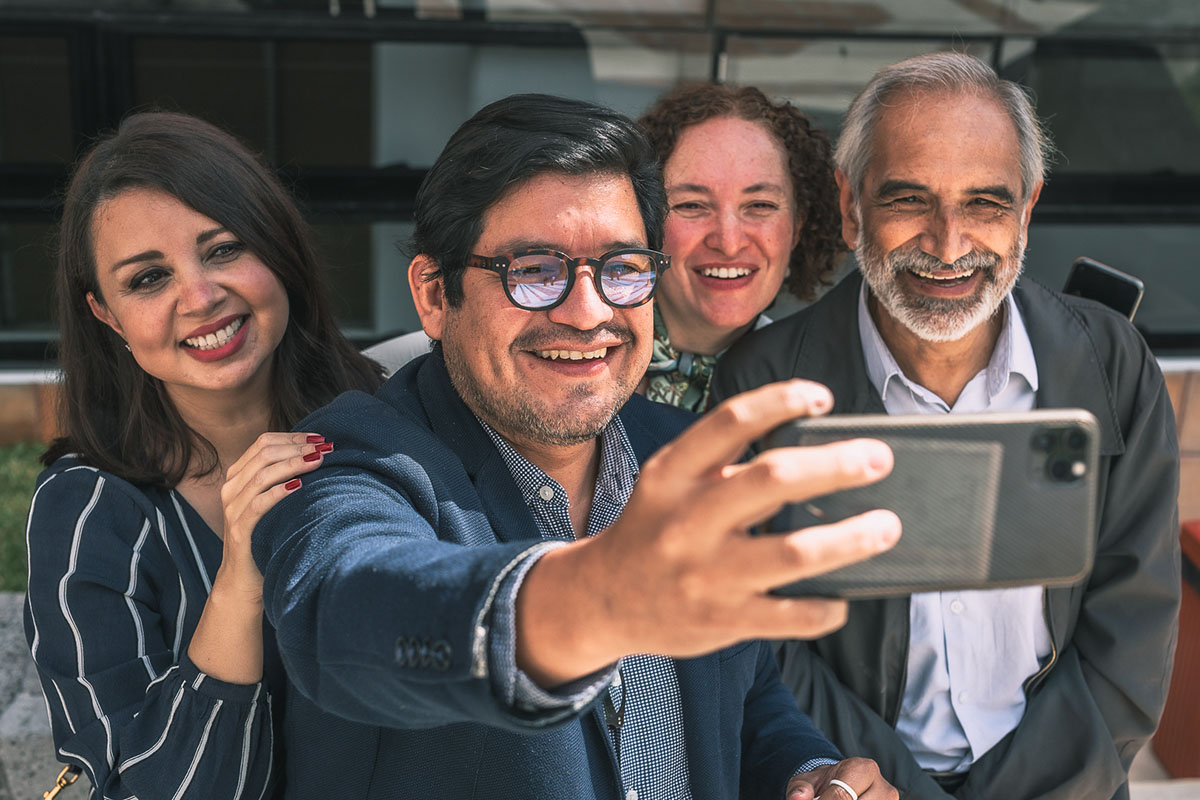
[712,273,1181,800]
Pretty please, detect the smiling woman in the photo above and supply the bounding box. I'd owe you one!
[636,83,847,412]
[86,188,290,401]
[23,112,383,799]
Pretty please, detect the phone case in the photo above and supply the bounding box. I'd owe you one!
[763,409,1099,598]
[1063,257,1144,321]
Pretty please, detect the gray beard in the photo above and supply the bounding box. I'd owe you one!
[856,231,1025,343]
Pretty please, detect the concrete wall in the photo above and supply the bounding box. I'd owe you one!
[0,592,65,800]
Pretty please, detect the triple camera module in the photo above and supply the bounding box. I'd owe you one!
[1032,425,1091,483]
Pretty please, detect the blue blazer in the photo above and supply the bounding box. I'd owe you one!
[253,347,840,800]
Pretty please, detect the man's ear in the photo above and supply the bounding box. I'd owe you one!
[409,254,447,341]
[835,168,860,250]
[86,292,125,338]
[1022,181,1044,230]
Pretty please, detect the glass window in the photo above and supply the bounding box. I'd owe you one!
[1026,224,1200,342]
[0,36,72,164]
[722,37,997,135]
[4,4,1200,356]
[1009,39,1200,175]
[278,42,374,167]
[584,29,712,117]
[309,221,375,332]
[0,222,55,333]
[134,38,275,157]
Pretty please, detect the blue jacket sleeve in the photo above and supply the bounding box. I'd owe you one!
[739,641,842,800]
[24,464,276,800]
[253,458,588,732]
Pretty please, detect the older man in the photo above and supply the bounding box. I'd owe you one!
[714,53,1180,800]
[253,94,900,800]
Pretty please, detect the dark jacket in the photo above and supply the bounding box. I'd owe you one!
[253,347,842,800]
[712,273,1181,800]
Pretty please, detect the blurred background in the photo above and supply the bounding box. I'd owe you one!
[2,0,1200,356]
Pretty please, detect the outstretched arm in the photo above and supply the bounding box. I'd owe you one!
[255,380,903,735]
[516,380,901,685]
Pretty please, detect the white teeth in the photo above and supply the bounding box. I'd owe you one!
[701,266,752,279]
[911,267,975,281]
[536,347,609,361]
[184,317,244,350]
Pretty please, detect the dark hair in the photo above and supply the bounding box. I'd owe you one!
[413,93,666,305]
[45,111,384,485]
[638,83,846,301]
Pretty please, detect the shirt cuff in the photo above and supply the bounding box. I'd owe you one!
[793,757,840,776]
[177,652,268,704]
[487,540,616,717]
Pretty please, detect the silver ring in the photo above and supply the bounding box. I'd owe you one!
[828,778,859,800]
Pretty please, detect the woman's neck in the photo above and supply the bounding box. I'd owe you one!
[169,378,275,537]
[658,306,753,356]
[168,375,275,477]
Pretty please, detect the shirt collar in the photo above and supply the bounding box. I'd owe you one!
[479,415,639,522]
[856,279,1038,410]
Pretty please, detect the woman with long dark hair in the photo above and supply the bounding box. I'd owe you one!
[24,111,382,798]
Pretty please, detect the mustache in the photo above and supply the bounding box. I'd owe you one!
[511,323,635,351]
[886,245,1001,274]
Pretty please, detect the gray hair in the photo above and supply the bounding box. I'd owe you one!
[835,52,1053,202]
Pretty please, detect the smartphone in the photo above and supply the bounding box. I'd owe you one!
[1063,257,1144,321]
[762,409,1099,598]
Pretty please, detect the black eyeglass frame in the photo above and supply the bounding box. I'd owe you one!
[465,247,671,311]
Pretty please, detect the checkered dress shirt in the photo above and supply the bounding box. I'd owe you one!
[482,417,694,800]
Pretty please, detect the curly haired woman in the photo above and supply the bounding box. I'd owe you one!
[638,83,846,411]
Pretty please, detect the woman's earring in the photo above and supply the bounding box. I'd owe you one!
[124,343,132,352]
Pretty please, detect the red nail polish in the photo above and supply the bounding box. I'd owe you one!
[305,434,325,444]
[316,442,334,453]
[303,451,321,462]
[284,478,302,491]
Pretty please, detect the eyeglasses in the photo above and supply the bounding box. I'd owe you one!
[466,247,671,311]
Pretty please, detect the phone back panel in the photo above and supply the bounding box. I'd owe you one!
[764,409,1099,598]
[1063,257,1144,320]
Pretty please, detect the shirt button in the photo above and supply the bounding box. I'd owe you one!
[958,690,969,703]
[949,599,965,615]
[538,485,554,501]
[626,790,638,800]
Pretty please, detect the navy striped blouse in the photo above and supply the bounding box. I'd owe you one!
[23,456,283,800]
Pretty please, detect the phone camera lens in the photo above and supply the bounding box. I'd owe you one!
[1049,459,1073,481]
[1066,429,1087,450]
[1033,431,1056,451]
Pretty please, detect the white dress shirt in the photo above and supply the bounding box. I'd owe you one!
[856,282,1053,773]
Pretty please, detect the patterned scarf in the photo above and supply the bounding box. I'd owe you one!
[644,307,718,413]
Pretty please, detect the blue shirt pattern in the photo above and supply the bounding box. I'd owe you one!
[481,417,694,800]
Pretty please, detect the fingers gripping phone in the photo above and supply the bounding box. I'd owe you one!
[763,409,1099,599]
[1063,257,1144,321]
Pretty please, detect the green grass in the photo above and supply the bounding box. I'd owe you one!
[0,441,45,592]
